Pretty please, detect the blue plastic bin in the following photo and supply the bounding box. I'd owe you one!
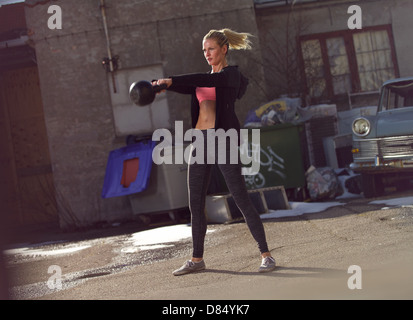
[101,140,156,198]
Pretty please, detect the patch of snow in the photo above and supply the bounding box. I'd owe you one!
[261,201,344,219]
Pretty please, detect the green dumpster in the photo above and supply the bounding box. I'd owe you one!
[208,124,308,198]
[242,123,307,191]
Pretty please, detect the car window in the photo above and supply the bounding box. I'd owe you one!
[380,81,413,111]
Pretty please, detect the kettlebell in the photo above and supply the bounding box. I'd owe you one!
[129,80,167,106]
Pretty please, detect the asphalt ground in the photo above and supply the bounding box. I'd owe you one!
[3,189,413,303]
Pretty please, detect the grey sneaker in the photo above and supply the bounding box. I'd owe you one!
[172,260,206,276]
[258,256,276,273]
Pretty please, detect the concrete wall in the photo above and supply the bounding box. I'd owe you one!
[24,0,266,228]
[390,0,413,77]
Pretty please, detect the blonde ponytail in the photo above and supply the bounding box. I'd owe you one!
[204,28,253,51]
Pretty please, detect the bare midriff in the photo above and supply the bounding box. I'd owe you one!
[195,100,216,130]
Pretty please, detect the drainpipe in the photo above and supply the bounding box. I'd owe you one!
[99,0,117,93]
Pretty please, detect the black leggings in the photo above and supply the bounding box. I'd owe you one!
[188,129,269,258]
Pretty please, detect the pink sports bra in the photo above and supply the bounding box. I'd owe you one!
[196,87,216,104]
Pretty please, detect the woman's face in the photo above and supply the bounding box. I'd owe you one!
[202,38,227,66]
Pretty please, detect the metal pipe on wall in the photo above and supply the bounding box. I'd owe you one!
[99,0,117,93]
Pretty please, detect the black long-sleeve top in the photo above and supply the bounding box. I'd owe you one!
[167,65,249,133]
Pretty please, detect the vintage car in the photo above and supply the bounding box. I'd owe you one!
[350,77,413,198]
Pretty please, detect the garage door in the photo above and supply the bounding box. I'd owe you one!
[0,66,58,227]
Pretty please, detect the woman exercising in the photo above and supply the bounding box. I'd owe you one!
[154,28,276,276]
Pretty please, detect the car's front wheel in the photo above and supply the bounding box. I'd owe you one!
[362,173,384,198]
